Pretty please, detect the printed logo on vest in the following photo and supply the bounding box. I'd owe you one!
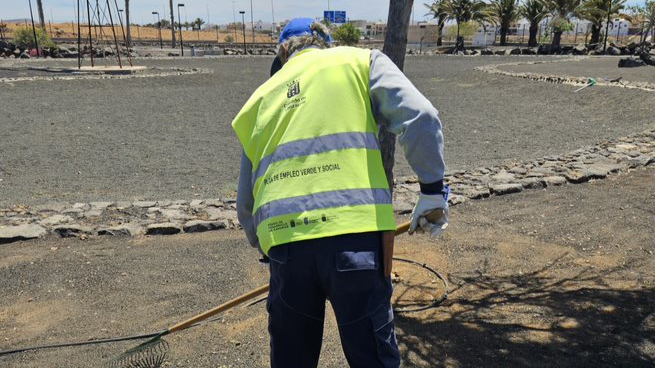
[287,79,300,98]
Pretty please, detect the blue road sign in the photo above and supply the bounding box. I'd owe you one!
[334,11,346,23]
[324,10,346,24]
[324,11,335,23]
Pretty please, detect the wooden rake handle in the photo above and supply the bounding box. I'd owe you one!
[166,209,446,334]
[168,283,270,333]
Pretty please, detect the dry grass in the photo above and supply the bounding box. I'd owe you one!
[1,22,273,43]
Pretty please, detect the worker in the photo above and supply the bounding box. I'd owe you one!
[231,18,448,368]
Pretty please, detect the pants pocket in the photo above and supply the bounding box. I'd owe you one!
[336,251,378,271]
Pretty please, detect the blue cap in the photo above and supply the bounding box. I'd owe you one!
[278,17,332,45]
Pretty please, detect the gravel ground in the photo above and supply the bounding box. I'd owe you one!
[1,166,652,368]
[0,53,653,368]
[1,55,653,207]
[496,56,655,84]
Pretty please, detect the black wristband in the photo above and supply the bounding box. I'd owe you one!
[419,180,444,195]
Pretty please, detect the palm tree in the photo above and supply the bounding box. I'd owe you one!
[520,0,549,46]
[442,0,493,50]
[541,0,584,47]
[579,0,626,45]
[193,17,205,30]
[490,0,520,45]
[425,0,448,46]
[36,0,46,30]
[641,0,655,43]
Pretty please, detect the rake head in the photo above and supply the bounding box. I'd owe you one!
[103,338,169,368]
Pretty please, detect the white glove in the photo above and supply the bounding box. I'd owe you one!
[409,192,449,237]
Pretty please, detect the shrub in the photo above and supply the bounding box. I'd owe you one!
[225,34,234,43]
[13,26,56,49]
[333,23,361,46]
[445,22,479,40]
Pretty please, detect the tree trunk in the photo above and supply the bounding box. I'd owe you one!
[125,0,131,47]
[500,28,508,45]
[589,24,601,45]
[437,23,444,46]
[529,23,538,47]
[551,30,562,47]
[36,0,46,30]
[169,0,176,48]
[381,0,413,191]
[501,19,513,46]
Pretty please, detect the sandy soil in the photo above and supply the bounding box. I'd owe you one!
[0,166,652,368]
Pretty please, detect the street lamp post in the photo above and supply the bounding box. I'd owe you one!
[617,20,621,43]
[178,3,185,56]
[232,1,237,41]
[239,11,246,54]
[603,0,612,53]
[419,24,426,53]
[28,0,40,57]
[250,0,255,43]
[152,11,163,49]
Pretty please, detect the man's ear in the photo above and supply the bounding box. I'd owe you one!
[280,44,289,62]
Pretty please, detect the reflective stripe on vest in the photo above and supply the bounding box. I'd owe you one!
[251,132,380,188]
[253,188,392,229]
[232,47,397,254]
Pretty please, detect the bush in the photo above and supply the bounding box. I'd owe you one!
[225,34,234,43]
[13,26,56,49]
[332,23,361,46]
[445,22,478,40]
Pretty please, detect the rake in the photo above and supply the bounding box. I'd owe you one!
[103,283,270,368]
[104,211,445,368]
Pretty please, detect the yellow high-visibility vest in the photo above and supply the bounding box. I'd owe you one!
[232,46,396,254]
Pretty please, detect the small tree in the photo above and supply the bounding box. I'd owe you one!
[640,0,655,43]
[225,34,234,43]
[442,0,493,50]
[541,0,584,47]
[578,0,626,45]
[0,22,8,40]
[445,21,479,39]
[13,26,55,49]
[333,23,361,45]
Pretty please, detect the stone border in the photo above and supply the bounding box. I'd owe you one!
[0,67,211,84]
[475,58,655,92]
[1,129,653,244]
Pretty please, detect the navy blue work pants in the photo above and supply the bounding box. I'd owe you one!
[266,231,400,368]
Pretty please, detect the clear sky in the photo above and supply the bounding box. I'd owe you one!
[1,0,646,25]
[2,0,400,25]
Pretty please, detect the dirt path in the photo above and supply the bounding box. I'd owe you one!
[1,166,653,368]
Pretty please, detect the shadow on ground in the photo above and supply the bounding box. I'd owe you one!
[396,255,655,368]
